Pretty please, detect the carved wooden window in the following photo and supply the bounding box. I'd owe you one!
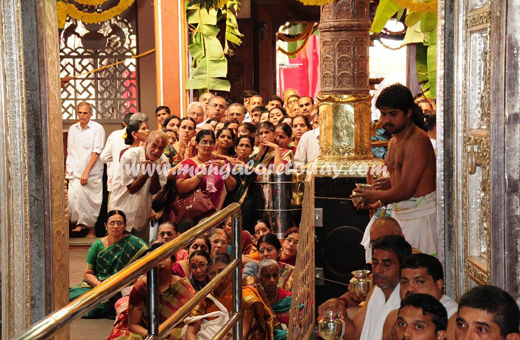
[59,4,138,120]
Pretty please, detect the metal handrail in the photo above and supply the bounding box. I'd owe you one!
[13,203,243,340]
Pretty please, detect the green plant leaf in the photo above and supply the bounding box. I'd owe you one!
[404,21,424,44]
[208,78,231,91]
[416,43,429,85]
[426,43,437,98]
[201,23,220,37]
[420,12,437,33]
[405,11,425,27]
[187,7,218,25]
[396,7,405,21]
[188,39,205,60]
[424,26,437,46]
[191,57,228,79]
[205,36,225,60]
[370,0,400,33]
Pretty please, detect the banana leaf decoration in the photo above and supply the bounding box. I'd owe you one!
[186,0,243,93]
[370,0,438,99]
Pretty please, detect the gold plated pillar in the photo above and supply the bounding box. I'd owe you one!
[316,0,384,177]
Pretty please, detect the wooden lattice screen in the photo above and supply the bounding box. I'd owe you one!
[288,173,315,339]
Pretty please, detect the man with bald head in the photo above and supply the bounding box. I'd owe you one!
[199,92,214,111]
[66,101,105,237]
[109,130,169,241]
[367,216,420,262]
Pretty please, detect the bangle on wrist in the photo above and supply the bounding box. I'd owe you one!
[197,172,204,179]
[338,297,351,309]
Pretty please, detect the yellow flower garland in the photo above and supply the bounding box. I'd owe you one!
[392,0,437,13]
[72,0,109,6]
[57,0,136,29]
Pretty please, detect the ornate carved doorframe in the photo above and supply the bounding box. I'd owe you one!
[437,0,520,301]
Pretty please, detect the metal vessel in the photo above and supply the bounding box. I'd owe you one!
[255,171,304,238]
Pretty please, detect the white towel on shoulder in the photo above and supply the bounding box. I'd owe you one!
[359,284,401,340]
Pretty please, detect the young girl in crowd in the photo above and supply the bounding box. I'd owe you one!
[269,107,287,126]
[255,121,292,170]
[164,115,181,133]
[171,117,197,165]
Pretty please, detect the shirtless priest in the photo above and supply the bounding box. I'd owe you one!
[353,84,437,260]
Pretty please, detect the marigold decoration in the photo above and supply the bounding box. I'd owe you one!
[296,0,334,6]
[72,0,109,5]
[57,0,136,30]
[393,0,437,13]
[278,23,315,43]
[277,23,317,57]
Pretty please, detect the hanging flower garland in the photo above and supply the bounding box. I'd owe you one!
[296,0,334,6]
[57,0,136,30]
[72,0,109,5]
[278,23,316,57]
[392,0,437,13]
[277,23,315,43]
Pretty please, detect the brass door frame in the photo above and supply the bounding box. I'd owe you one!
[437,0,520,301]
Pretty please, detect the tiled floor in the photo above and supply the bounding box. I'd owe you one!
[69,244,114,340]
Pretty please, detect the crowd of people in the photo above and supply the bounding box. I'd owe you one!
[66,85,518,340]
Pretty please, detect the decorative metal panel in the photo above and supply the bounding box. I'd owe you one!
[458,2,492,290]
[468,0,490,12]
[59,4,138,120]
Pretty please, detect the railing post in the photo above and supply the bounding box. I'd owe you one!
[232,213,243,339]
[147,267,159,338]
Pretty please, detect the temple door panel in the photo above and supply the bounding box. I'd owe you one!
[440,0,520,300]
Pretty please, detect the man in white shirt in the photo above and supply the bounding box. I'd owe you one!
[66,102,105,237]
[294,127,320,169]
[109,130,169,242]
[100,113,133,192]
[318,235,412,340]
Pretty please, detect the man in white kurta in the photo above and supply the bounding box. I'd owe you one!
[294,127,320,169]
[109,130,169,242]
[66,102,105,236]
[100,113,133,192]
[317,235,412,340]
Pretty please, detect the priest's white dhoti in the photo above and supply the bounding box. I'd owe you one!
[361,191,437,262]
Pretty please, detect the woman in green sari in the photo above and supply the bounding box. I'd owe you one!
[69,210,149,318]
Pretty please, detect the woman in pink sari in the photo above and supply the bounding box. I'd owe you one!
[176,130,236,212]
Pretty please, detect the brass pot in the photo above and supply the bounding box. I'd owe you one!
[351,269,372,297]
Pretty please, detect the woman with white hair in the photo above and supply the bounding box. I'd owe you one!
[257,259,295,340]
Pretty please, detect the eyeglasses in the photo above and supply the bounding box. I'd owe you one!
[159,231,175,237]
[200,140,215,146]
[190,262,207,270]
[107,221,124,226]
